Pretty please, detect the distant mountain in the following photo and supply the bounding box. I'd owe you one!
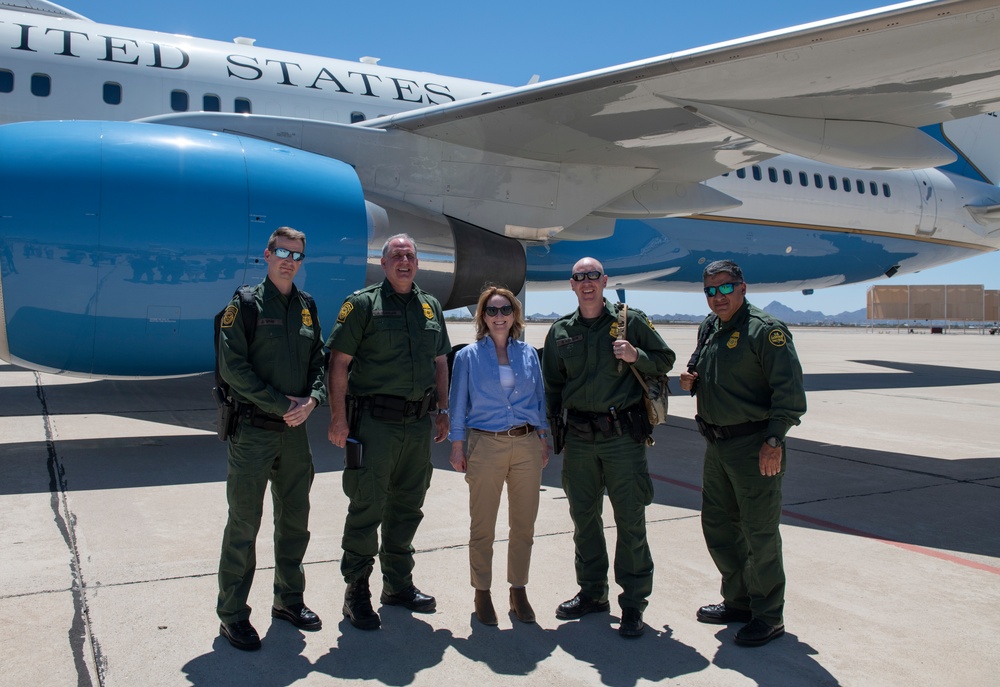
[526,302,868,324]
[761,301,867,324]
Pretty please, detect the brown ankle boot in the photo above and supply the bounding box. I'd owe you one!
[474,589,498,625]
[509,587,535,623]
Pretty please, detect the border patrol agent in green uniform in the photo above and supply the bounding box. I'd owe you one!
[216,227,328,651]
[326,233,451,631]
[680,259,806,648]
[542,257,675,638]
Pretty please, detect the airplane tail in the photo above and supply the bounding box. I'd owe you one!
[926,113,1000,185]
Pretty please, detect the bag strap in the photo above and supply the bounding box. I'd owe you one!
[616,303,627,373]
[686,313,718,373]
[237,285,257,345]
[629,363,651,395]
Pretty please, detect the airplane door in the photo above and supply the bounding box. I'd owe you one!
[911,169,939,236]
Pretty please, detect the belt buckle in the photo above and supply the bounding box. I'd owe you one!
[506,425,522,437]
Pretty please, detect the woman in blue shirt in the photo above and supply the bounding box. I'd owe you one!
[449,286,549,626]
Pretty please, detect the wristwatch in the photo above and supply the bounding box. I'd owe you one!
[765,436,781,448]
[437,408,449,416]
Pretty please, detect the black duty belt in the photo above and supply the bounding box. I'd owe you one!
[695,416,768,443]
[237,403,286,432]
[566,405,644,441]
[353,389,436,422]
[471,424,535,438]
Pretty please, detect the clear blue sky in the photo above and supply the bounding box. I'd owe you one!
[68,0,1000,317]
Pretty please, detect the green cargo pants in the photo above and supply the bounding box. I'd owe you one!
[341,412,434,594]
[562,432,654,611]
[217,420,314,624]
[701,431,786,626]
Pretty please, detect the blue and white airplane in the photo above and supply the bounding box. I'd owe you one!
[2,0,1000,376]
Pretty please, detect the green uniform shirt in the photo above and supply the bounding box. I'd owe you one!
[694,300,806,439]
[326,278,451,400]
[218,277,327,416]
[542,299,675,415]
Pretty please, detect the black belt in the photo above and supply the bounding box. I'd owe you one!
[354,389,436,421]
[237,403,286,432]
[695,416,767,443]
[471,424,534,438]
[566,405,644,440]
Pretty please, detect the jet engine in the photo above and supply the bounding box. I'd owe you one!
[0,121,524,376]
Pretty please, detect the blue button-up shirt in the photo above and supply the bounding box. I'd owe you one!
[448,337,548,442]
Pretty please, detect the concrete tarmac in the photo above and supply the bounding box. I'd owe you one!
[1,324,998,686]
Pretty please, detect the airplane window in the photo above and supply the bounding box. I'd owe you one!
[799,172,809,187]
[752,166,762,181]
[828,176,838,191]
[31,73,50,97]
[814,173,824,189]
[843,177,851,192]
[350,111,366,123]
[203,94,221,112]
[171,90,189,112]
[856,179,865,194]
[736,168,746,179]
[781,169,791,184]
[883,183,891,198]
[103,82,122,105]
[768,167,778,183]
[234,98,252,114]
[870,181,879,196]
[0,70,12,93]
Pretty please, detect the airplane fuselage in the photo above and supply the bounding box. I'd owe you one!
[3,7,996,295]
[3,2,1000,375]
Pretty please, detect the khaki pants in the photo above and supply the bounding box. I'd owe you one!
[465,431,544,589]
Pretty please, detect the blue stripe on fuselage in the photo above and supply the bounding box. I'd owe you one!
[525,216,979,291]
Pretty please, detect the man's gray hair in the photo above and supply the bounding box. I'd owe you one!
[703,259,744,282]
[381,233,418,259]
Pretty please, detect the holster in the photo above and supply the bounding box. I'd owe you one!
[550,414,567,455]
[212,386,238,442]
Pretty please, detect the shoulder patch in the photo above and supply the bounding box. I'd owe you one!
[221,304,238,329]
[768,329,787,347]
[422,302,434,320]
[337,301,353,323]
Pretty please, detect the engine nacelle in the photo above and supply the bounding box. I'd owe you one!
[0,121,526,376]
[0,121,368,376]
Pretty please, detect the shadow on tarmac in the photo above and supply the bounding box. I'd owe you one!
[178,614,845,687]
[3,367,999,562]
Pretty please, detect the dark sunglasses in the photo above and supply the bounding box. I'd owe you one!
[571,270,603,281]
[484,305,514,316]
[273,247,305,262]
[703,282,741,297]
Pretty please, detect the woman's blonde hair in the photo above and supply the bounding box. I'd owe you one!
[474,285,524,341]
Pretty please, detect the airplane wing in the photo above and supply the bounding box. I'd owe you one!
[0,1,89,20]
[147,0,1000,239]
[370,0,1000,178]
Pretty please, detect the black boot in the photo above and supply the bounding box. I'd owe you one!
[343,578,381,631]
